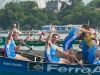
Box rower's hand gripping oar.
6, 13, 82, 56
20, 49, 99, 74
74, 57, 91, 75
23, 43, 34, 50
19, 39, 34, 50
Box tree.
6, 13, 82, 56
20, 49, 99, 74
68, 0, 82, 6
20, 1, 38, 11
0, 0, 100, 30
22, 24, 31, 30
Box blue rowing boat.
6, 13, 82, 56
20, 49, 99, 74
0, 56, 100, 75
0, 49, 100, 75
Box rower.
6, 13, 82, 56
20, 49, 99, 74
26, 33, 33, 41
62, 24, 92, 63
13, 29, 21, 40
39, 31, 46, 42
4, 24, 31, 61
82, 28, 100, 64
88, 45, 100, 64
44, 26, 74, 64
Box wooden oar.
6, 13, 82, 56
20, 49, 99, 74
23, 43, 34, 50
74, 57, 91, 75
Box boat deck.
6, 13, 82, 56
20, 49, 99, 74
0, 49, 83, 61
0, 49, 46, 62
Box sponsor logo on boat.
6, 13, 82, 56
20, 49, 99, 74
28, 62, 43, 72
3, 61, 22, 67
47, 64, 100, 74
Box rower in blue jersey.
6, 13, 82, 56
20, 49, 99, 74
93, 57, 100, 64
63, 24, 93, 63
81, 28, 100, 64
87, 45, 100, 64
44, 26, 74, 64
79, 28, 97, 60
79, 40, 89, 60
4, 24, 30, 61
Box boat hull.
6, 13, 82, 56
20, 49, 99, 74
0, 49, 100, 75
0, 56, 100, 75
0, 72, 28, 75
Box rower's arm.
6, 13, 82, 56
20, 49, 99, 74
41, 35, 45, 42
46, 31, 53, 44
92, 36, 99, 45
14, 43, 22, 52
46, 26, 55, 44
7, 24, 16, 40
42, 39, 46, 42
14, 39, 23, 52
45, 26, 56, 51
6, 24, 16, 45
80, 28, 92, 34
56, 46, 71, 57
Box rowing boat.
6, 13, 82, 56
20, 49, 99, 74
0, 49, 99, 75
0, 36, 80, 46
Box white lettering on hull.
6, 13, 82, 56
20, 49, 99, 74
3, 61, 22, 67
47, 64, 100, 74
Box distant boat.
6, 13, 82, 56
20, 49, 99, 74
0, 37, 80, 46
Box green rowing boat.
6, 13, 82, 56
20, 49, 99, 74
0, 37, 80, 46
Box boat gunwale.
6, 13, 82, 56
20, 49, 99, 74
0, 54, 99, 66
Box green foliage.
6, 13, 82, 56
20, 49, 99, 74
0, 0, 100, 30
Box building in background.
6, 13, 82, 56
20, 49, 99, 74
41, 25, 67, 31
41, 24, 82, 31
0, 0, 7, 9
46, 0, 66, 13
0, 0, 46, 9
66, 24, 82, 31
34, 0, 46, 9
